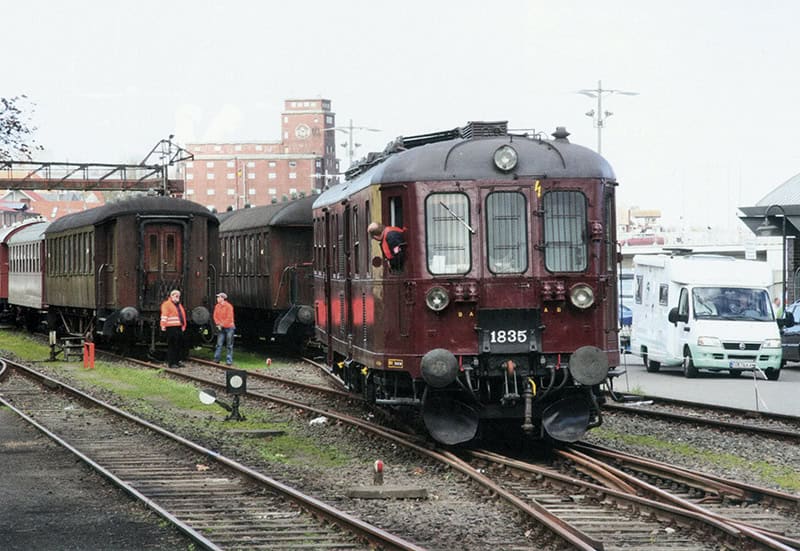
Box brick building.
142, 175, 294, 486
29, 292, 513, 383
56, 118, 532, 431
182, 98, 339, 212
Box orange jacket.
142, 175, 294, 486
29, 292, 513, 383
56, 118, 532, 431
380, 226, 406, 260
213, 301, 235, 328
160, 299, 187, 330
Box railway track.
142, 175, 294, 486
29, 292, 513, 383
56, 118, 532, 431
6, 346, 798, 550
134, 355, 800, 550
603, 392, 800, 442
0, 358, 422, 551
567, 443, 800, 540
469, 447, 800, 551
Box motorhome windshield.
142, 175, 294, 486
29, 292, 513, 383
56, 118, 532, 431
692, 287, 774, 321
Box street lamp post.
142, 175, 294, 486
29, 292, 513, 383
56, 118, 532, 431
324, 119, 380, 168
756, 204, 788, 311
577, 80, 638, 155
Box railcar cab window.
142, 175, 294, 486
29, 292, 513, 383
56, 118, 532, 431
486, 191, 527, 274
426, 192, 471, 275
543, 191, 588, 272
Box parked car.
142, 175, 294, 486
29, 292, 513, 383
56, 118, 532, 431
780, 300, 800, 365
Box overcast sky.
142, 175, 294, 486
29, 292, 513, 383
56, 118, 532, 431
5, 0, 799, 229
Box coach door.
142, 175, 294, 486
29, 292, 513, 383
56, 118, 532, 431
142, 223, 183, 309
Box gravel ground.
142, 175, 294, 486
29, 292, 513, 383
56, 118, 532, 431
6, 353, 557, 551
6, 344, 798, 551
0, 408, 192, 551
584, 409, 800, 494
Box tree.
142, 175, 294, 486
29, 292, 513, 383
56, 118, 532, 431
0, 95, 43, 161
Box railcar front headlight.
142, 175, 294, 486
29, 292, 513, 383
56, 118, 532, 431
493, 145, 518, 172
425, 286, 450, 312
697, 336, 722, 347
762, 338, 782, 349
569, 284, 594, 309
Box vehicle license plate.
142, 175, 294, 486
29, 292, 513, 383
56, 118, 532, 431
729, 360, 756, 369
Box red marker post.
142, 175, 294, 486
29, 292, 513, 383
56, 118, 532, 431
83, 342, 95, 369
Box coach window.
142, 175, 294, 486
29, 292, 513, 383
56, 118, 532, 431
332, 214, 339, 277
604, 191, 616, 273
486, 191, 527, 274
148, 234, 159, 271
235, 236, 242, 275
352, 207, 360, 276
166, 233, 177, 272
426, 192, 471, 275
389, 196, 403, 228
542, 190, 588, 272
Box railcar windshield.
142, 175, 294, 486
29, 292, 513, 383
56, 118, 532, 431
426, 192, 471, 275
692, 287, 774, 321
543, 191, 588, 272
486, 191, 527, 274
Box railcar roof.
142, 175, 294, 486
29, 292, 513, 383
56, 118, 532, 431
219, 195, 315, 232
7, 220, 50, 243
0, 219, 46, 243
45, 196, 217, 234
313, 130, 615, 209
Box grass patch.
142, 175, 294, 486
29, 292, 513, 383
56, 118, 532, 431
190, 344, 269, 368
0, 330, 52, 360
72, 362, 350, 468
190, 343, 299, 372
1, 330, 349, 469
595, 427, 800, 491
251, 433, 350, 467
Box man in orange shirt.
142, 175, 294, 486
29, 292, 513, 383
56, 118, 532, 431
160, 289, 187, 369
213, 292, 235, 365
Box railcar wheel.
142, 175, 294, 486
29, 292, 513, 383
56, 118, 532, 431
765, 368, 780, 381
683, 349, 698, 378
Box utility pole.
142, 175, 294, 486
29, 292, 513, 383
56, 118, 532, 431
577, 81, 638, 155
324, 119, 380, 168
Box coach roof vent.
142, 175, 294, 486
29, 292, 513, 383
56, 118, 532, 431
460, 121, 508, 139
551, 127, 571, 142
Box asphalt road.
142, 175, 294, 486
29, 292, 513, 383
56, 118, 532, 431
611, 354, 800, 416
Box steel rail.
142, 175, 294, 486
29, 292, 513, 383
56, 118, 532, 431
468, 448, 747, 546
0, 395, 222, 551
132, 357, 604, 550
604, 396, 800, 441
558, 447, 800, 550
1, 357, 424, 551
574, 441, 800, 511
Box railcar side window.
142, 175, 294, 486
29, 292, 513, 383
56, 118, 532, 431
543, 191, 587, 272
604, 191, 616, 272
486, 192, 527, 274
148, 234, 159, 271
426, 192, 471, 275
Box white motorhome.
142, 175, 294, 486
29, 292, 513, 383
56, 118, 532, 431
630, 253, 783, 380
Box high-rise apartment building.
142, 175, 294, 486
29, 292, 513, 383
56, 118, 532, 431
181, 98, 339, 212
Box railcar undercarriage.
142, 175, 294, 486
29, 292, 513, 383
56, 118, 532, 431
332, 348, 608, 446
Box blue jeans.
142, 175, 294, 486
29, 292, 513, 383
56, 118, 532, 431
214, 327, 235, 365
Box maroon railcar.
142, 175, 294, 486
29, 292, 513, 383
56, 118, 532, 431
313, 122, 620, 445
217, 196, 315, 344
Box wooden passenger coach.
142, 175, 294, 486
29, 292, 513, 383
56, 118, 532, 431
43, 196, 219, 347
217, 196, 315, 343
